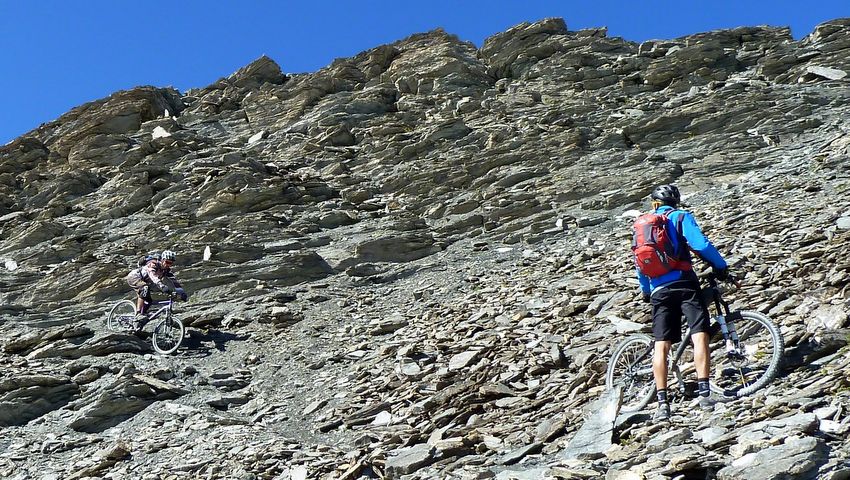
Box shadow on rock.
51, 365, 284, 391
180, 329, 248, 357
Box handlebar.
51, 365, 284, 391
168, 290, 188, 301
706, 271, 742, 289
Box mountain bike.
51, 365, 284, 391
605, 273, 784, 413
106, 294, 185, 355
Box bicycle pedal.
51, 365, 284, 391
726, 352, 746, 361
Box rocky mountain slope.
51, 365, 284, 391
1, 17, 849, 479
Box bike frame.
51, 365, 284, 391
141, 296, 174, 325
669, 274, 745, 388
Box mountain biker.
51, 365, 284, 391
635, 185, 729, 421
125, 249, 187, 328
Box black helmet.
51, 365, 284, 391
651, 184, 681, 206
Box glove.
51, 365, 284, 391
160, 284, 172, 294
642, 292, 651, 304
713, 267, 729, 281
176, 287, 188, 301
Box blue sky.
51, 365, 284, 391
1, 1, 847, 145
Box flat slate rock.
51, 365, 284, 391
717, 436, 828, 480
562, 386, 622, 460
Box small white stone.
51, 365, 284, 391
203, 246, 212, 261
449, 350, 480, 371
152, 126, 171, 139
4, 258, 17, 271
372, 410, 393, 426
290, 465, 308, 480
819, 419, 849, 435
248, 131, 266, 144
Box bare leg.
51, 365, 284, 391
136, 297, 144, 314
653, 340, 672, 390
691, 332, 710, 379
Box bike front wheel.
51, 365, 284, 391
606, 334, 656, 413
152, 316, 185, 355
709, 310, 784, 397
107, 300, 137, 332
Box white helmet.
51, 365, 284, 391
161, 250, 176, 262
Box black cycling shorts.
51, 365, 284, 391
650, 279, 710, 342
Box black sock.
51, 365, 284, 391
657, 388, 668, 404
698, 378, 710, 397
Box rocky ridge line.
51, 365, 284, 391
1, 17, 849, 480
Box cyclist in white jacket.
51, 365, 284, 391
125, 250, 186, 325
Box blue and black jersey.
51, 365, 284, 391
637, 205, 727, 294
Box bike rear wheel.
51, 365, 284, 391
107, 300, 137, 332
152, 315, 185, 355
709, 310, 784, 397
606, 334, 656, 412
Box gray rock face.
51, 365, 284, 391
352, 232, 441, 264
0, 374, 80, 426
1, 15, 850, 480
67, 372, 187, 433
385, 443, 435, 478
562, 386, 622, 460
27, 332, 150, 359
717, 436, 828, 480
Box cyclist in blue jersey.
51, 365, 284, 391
637, 185, 729, 421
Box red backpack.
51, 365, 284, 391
631, 211, 692, 278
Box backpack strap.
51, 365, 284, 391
662, 209, 691, 262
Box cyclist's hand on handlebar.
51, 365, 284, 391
160, 284, 172, 294
727, 272, 743, 288
712, 267, 729, 281
711, 268, 743, 288
641, 292, 651, 304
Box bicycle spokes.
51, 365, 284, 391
152, 316, 185, 355
607, 336, 656, 412
107, 300, 138, 332
709, 311, 782, 397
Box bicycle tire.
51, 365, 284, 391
708, 310, 784, 397
152, 315, 184, 355
107, 300, 137, 332
606, 334, 656, 412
